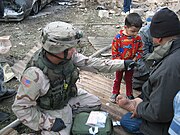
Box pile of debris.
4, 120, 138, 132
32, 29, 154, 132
77, 0, 180, 20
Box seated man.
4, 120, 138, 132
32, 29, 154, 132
116, 8, 180, 135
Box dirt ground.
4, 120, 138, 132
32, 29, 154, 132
0, 1, 125, 134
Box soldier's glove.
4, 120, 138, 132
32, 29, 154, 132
124, 60, 136, 70
51, 118, 66, 132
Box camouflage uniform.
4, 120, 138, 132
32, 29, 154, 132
12, 21, 125, 135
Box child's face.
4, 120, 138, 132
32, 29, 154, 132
124, 26, 140, 37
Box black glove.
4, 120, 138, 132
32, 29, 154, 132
124, 60, 136, 70
51, 118, 66, 132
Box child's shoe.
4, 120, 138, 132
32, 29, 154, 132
110, 94, 118, 103
121, 11, 130, 16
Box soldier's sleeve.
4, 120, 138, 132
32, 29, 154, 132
72, 52, 125, 73
12, 67, 55, 131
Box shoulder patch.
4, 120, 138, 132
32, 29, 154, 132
22, 76, 31, 87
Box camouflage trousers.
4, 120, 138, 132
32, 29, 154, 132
40, 88, 101, 135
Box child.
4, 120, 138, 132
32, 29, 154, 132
110, 13, 143, 103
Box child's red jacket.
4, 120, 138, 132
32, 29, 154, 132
112, 30, 143, 60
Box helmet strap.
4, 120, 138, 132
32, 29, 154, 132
45, 49, 70, 62
64, 49, 68, 59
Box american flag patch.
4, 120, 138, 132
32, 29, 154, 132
22, 77, 31, 87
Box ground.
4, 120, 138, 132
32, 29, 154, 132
0, 1, 125, 134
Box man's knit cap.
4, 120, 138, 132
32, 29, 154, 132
150, 8, 180, 38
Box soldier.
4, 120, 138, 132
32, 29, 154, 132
12, 21, 134, 135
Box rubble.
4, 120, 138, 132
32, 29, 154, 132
94, 0, 180, 19
98, 10, 109, 18
0, 36, 12, 54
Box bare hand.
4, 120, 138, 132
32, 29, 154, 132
130, 98, 143, 118
116, 95, 136, 112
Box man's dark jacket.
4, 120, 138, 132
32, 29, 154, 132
137, 38, 180, 135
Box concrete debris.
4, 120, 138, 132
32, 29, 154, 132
2, 63, 15, 83
98, 10, 109, 18
95, 0, 180, 18
109, 9, 116, 14
131, 8, 145, 16
77, 0, 87, 8
58, 1, 77, 6
96, 5, 107, 10
0, 36, 12, 54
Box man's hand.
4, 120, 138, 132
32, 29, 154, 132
51, 118, 66, 132
124, 60, 136, 70
130, 98, 143, 118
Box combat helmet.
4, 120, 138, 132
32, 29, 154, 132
41, 21, 82, 54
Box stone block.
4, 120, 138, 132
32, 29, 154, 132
98, 10, 109, 18
131, 8, 145, 16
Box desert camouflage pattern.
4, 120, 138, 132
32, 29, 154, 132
12, 51, 125, 135
12, 21, 125, 134
41, 21, 82, 54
